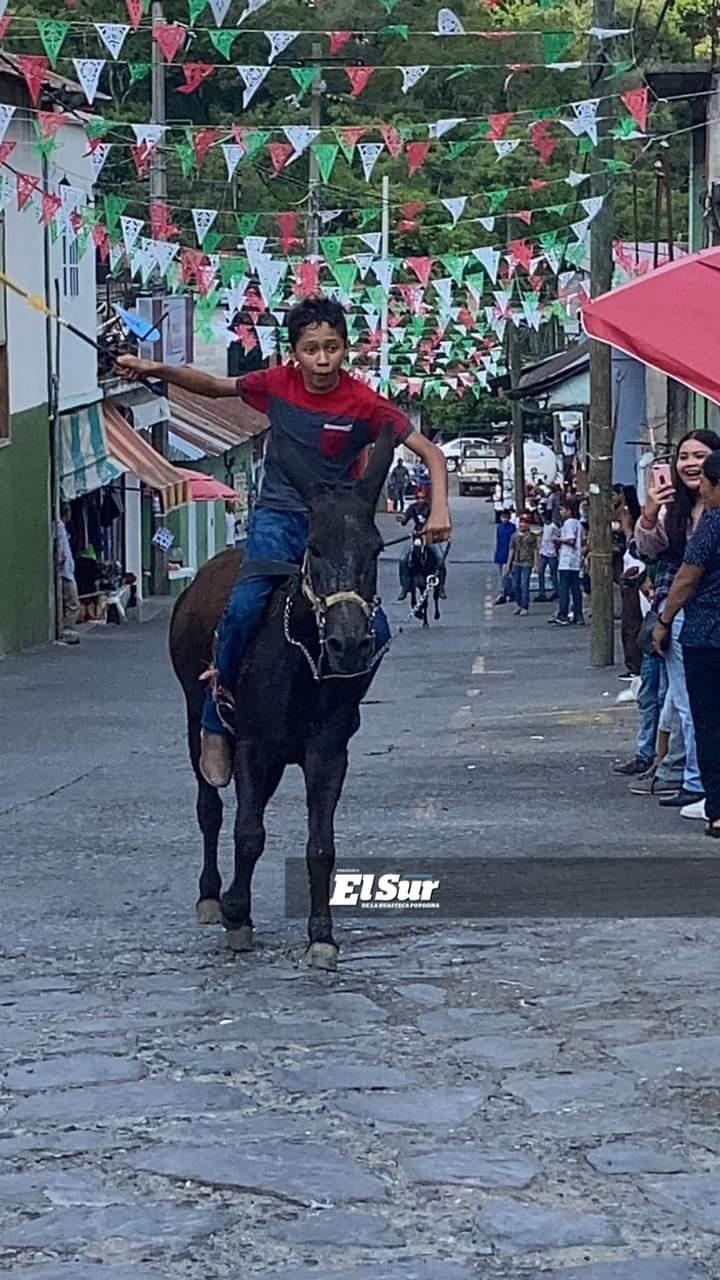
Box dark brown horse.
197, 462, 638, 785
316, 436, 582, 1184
169, 425, 395, 970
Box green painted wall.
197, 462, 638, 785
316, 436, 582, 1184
0, 404, 53, 656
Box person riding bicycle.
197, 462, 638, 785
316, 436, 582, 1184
397, 485, 448, 601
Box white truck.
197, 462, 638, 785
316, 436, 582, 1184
457, 444, 502, 496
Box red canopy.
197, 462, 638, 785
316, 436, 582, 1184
582, 246, 720, 405
179, 469, 238, 502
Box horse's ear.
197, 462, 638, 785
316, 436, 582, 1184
356, 423, 396, 510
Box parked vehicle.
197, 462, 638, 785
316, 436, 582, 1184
439, 437, 487, 473
457, 445, 502, 496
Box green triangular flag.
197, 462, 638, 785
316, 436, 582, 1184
608, 59, 635, 78
358, 207, 381, 229
471, 121, 491, 138
542, 32, 575, 64
176, 141, 195, 178
76, 228, 91, 261
601, 157, 631, 172
488, 188, 509, 213
441, 255, 467, 286
564, 241, 586, 269
314, 144, 339, 184
220, 256, 246, 285
379, 0, 401, 11
447, 65, 475, 82
104, 195, 128, 232
128, 63, 152, 84
335, 130, 358, 165
203, 230, 223, 255
578, 136, 596, 155
381, 23, 409, 38
86, 118, 109, 139
188, 0, 207, 22
320, 235, 343, 264
36, 19, 70, 68
34, 131, 59, 160
244, 129, 271, 159
235, 213, 260, 237
613, 114, 640, 139
546, 203, 570, 216
208, 29, 239, 60
448, 140, 474, 161
366, 285, 388, 311
532, 105, 561, 122
331, 262, 358, 294
290, 67, 320, 98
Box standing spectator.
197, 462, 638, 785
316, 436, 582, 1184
561, 423, 578, 484
54, 502, 80, 645
652, 450, 720, 837
536, 509, 560, 602
550, 501, 584, 626
225, 501, 236, 548
546, 482, 563, 526
493, 509, 516, 605
506, 514, 538, 616
636, 429, 720, 809
388, 459, 409, 513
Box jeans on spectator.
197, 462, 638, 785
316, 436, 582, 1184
683, 644, 720, 822
496, 564, 515, 600
635, 653, 665, 766
202, 506, 390, 735
538, 554, 558, 598
512, 564, 532, 611
656, 691, 686, 784
663, 612, 702, 794
557, 569, 584, 623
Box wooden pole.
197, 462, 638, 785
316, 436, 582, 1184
588, 0, 615, 667
508, 324, 525, 514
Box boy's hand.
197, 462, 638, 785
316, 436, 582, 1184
424, 508, 452, 543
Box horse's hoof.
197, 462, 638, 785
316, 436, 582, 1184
304, 942, 339, 972
226, 926, 255, 953
197, 899, 223, 925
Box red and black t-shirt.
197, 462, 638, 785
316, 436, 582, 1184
239, 365, 413, 513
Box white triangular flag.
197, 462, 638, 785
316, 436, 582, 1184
363, 309, 380, 333
441, 197, 467, 226
238, 0, 271, 20
401, 65, 429, 94
236, 65, 270, 108
493, 289, 513, 315
192, 207, 217, 245
581, 195, 604, 220
222, 143, 244, 180
73, 59, 105, 105
60, 184, 87, 214
265, 30, 299, 63
494, 139, 520, 159
0, 104, 15, 146
571, 97, 600, 144
433, 277, 453, 307
208, 0, 232, 24
255, 324, 278, 359
254, 254, 287, 305
522, 294, 541, 330
153, 240, 179, 277
282, 125, 320, 161
360, 232, 382, 254
319, 209, 342, 225
571, 218, 592, 243
357, 141, 384, 182
109, 242, 123, 274
478, 216, 495, 232
243, 236, 268, 272
542, 244, 563, 275
473, 246, 500, 283
374, 259, 394, 292
547, 61, 582, 71
565, 169, 590, 187
429, 118, 465, 139
354, 254, 376, 279
95, 23, 129, 60
132, 124, 165, 151
0, 173, 13, 213
437, 7, 465, 34
121, 216, 144, 256
224, 279, 249, 312
90, 142, 112, 180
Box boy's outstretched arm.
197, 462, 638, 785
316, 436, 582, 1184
116, 354, 240, 400
405, 432, 452, 543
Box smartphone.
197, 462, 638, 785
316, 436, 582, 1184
651, 462, 672, 490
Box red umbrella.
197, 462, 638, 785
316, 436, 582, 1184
179, 469, 238, 502
582, 246, 720, 405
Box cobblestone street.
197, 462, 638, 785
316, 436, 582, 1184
1, 500, 718, 1280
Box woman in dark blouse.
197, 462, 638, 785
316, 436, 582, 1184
653, 451, 720, 838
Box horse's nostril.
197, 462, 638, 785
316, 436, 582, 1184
326, 635, 344, 655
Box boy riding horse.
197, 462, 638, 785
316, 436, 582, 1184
118, 297, 451, 788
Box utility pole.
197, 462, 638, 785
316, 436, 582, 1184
150, 0, 168, 597
507, 323, 525, 513
306, 43, 323, 257
379, 174, 390, 390
587, 0, 615, 666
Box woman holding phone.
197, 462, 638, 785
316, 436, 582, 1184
635, 430, 720, 809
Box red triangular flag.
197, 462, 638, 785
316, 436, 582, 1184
328, 31, 352, 55
621, 86, 649, 132
36, 110, 66, 139
126, 0, 143, 31
529, 178, 548, 191
153, 23, 187, 64
0, 140, 15, 166
17, 55, 49, 108
405, 256, 434, 288
70, 210, 84, 234
40, 192, 62, 226
402, 201, 426, 220
277, 211, 301, 254
17, 172, 41, 211
529, 120, 557, 164
93, 224, 110, 263
177, 63, 214, 94
294, 260, 321, 297
268, 141, 293, 175
487, 112, 513, 140
508, 239, 533, 271
180, 247, 204, 283
515, 210, 533, 225
150, 201, 178, 240
345, 66, 375, 98
130, 143, 151, 177
406, 140, 431, 177
196, 263, 217, 297
0, 14, 12, 40
380, 124, 403, 159
193, 126, 220, 168
339, 125, 367, 151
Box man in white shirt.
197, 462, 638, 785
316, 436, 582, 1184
549, 502, 585, 626
536, 510, 560, 601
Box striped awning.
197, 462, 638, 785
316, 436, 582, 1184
59, 402, 125, 501
104, 405, 190, 512
168, 385, 268, 459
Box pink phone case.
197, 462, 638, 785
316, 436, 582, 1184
652, 464, 672, 489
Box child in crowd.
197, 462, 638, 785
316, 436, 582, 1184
494, 508, 516, 604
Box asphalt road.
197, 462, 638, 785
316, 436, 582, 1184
1, 495, 719, 1280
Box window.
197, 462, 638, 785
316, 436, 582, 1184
62, 232, 80, 298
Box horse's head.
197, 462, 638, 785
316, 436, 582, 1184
280, 424, 394, 677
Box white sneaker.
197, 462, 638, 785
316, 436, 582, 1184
680, 798, 707, 821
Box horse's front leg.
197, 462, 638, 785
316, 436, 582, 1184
221, 745, 284, 952
188, 712, 224, 925
434, 586, 441, 622
302, 744, 349, 971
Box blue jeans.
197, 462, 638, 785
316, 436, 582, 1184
495, 564, 514, 600
635, 653, 667, 766
558, 570, 584, 623
512, 564, 532, 611
203, 507, 391, 735
664, 612, 702, 793
538, 555, 558, 597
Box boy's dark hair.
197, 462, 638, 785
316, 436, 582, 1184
287, 296, 348, 348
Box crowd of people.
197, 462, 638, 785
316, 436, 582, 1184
492, 481, 589, 626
